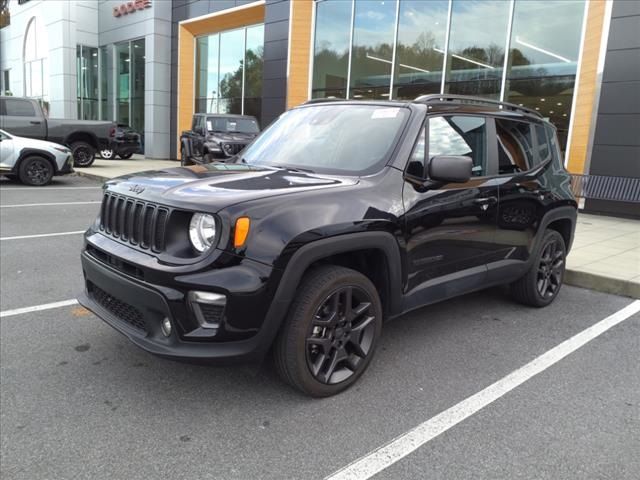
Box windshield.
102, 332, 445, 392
237, 104, 410, 175
207, 117, 259, 134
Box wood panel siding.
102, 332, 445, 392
287, 0, 313, 109
567, 0, 607, 174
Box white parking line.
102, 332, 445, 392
0, 299, 79, 318
325, 299, 640, 480
0, 187, 101, 191
0, 230, 85, 241
1, 201, 101, 208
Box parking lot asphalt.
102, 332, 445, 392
1, 175, 638, 480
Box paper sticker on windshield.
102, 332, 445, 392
207, 120, 213, 131
371, 108, 400, 119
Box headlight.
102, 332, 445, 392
189, 213, 217, 253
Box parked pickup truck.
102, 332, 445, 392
180, 113, 260, 166
0, 96, 116, 167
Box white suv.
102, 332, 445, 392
0, 129, 74, 185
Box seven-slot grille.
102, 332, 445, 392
100, 192, 169, 252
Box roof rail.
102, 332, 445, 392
413, 94, 542, 118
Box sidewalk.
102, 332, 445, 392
74, 155, 178, 182
75, 158, 639, 298
566, 213, 639, 298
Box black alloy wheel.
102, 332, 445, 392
306, 286, 377, 384
18, 156, 54, 186
71, 141, 96, 167
511, 229, 566, 307
274, 265, 382, 397
537, 238, 564, 299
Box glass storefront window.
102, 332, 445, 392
76, 45, 99, 120
99, 45, 114, 121
116, 42, 130, 126
23, 16, 49, 105
244, 24, 264, 120
218, 28, 245, 114
194, 24, 264, 121
349, 0, 396, 99
195, 35, 219, 114
311, 0, 352, 99
505, 0, 585, 151
130, 38, 145, 134
393, 0, 448, 99
444, 0, 510, 98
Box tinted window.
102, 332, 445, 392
207, 117, 259, 134
535, 124, 551, 163
2, 99, 36, 117
428, 116, 487, 176
496, 118, 534, 174
240, 105, 409, 175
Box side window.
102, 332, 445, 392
192, 116, 203, 132
544, 123, 562, 167
495, 118, 534, 174
406, 128, 426, 178
535, 124, 551, 164
428, 116, 487, 177
3, 99, 36, 117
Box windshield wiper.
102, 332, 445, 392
272, 164, 315, 174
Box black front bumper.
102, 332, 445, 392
78, 252, 287, 364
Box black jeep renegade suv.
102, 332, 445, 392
78, 95, 577, 397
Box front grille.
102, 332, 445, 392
100, 192, 169, 252
221, 143, 245, 156
199, 304, 224, 326
89, 282, 146, 332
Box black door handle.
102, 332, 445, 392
30, 121, 41, 125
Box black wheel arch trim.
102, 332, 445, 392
538, 205, 577, 254
64, 131, 99, 149
12, 148, 58, 174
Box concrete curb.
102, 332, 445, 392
565, 269, 640, 299
72, 171, 108, 183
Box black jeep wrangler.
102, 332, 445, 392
180, 113, 260, 166
78, 95, 577, 397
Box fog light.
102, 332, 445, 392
188, 291, 226, 330
161, 317, 172, 337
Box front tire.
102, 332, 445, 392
100, 149, 115, 159
511, 229, 566, 307
18, 156, 54, 186
71, 141, 96, 167
274, 265, 382, 397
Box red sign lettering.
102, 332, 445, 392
113, 0, 151, 17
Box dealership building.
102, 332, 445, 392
1, 0, 638, 215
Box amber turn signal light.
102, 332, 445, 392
234, 217, 250, 248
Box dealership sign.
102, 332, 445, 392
113, 0, 151, 17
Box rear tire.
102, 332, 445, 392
18, 156, 54, 186
118, 152, 133, 159
180, 146, 193, 166
274, 265, 382, 397
511, 229, 566, 307
71, 141, 96, 167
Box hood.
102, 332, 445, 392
208, 131, 257, 143
104, 163, 358, 212
13, 135, 69, 153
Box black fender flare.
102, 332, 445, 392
537, 205, 577, 253
180, 137, 194, 158
263, 231, 404, 335
64, 131, 99, 149
13, 148, 58, 174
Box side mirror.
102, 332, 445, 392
429, 155, 472, 183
